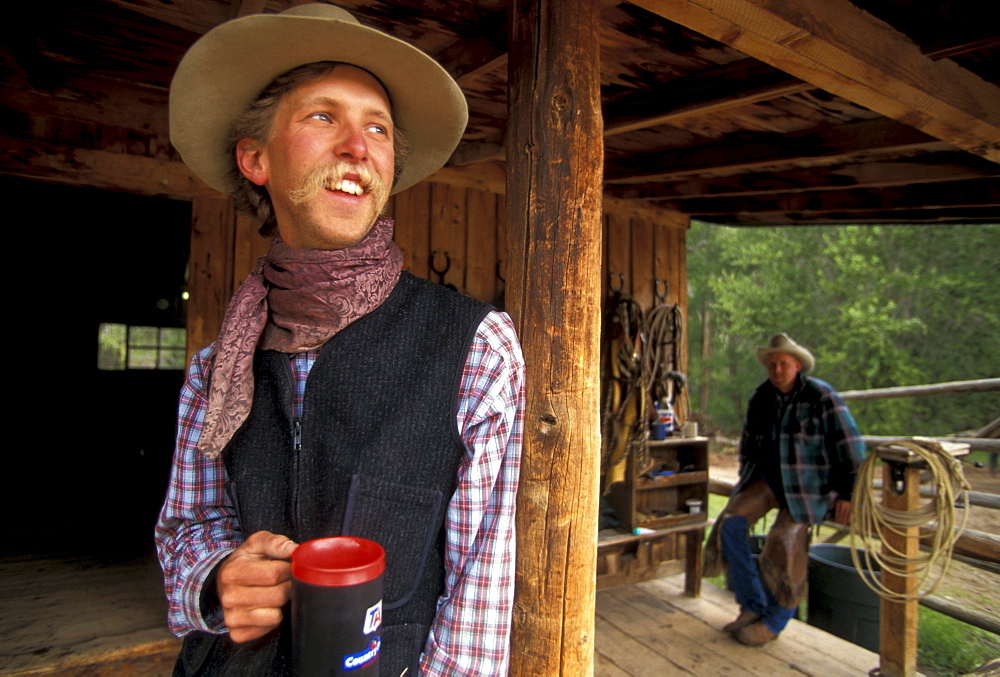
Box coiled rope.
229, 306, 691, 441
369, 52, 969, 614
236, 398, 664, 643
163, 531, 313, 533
848, 438, 971, 602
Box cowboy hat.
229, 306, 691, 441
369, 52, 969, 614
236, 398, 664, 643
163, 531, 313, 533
756, 333, 815, 373
169, 3, 468, 196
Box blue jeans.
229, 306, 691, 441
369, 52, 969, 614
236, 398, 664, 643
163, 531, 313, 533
720, 515, 796, 634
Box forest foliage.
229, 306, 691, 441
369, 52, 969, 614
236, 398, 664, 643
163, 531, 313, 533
685, 222, 1000, 437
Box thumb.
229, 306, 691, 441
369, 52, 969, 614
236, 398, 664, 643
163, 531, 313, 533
243, 530, 298, 560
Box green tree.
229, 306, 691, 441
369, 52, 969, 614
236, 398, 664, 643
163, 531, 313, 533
687, 222, 1000, 438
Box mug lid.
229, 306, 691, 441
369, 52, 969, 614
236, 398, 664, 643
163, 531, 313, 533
292, 536, 386, 587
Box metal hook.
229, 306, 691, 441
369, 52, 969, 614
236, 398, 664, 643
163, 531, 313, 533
609, 272, 624, 293
430, 251, 456, 291
655, 278, 669, 303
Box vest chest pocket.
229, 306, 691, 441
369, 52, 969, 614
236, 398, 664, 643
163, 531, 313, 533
341, 474, 446, 610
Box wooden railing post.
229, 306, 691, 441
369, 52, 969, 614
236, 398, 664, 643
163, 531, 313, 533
879, 460, 922, 676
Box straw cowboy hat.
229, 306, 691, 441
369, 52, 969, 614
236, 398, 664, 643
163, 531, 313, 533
169, 3, 468, 196
756, 333, 815, 373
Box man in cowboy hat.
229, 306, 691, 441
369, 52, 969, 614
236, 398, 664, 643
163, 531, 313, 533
705, 333, 865, 646
155, 5, 524, 675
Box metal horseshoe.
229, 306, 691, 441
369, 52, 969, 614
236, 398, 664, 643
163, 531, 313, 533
655, 278, 669, 304
430, 250, 457, 291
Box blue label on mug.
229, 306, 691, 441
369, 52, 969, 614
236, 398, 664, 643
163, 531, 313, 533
343, 637, 381, 671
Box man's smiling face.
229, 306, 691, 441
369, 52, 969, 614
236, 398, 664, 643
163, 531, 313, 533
236, 65, 395, 250
766, 352, 803, 394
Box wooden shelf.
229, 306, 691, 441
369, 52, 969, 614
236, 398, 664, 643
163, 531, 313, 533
605, 436, 710, 532
636, 512, 707, 530
635, 470, 708, 490
647, 436, 709, 448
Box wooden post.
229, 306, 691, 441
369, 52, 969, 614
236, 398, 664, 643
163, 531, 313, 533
506, 0, 604, 674
879, 461, 922, 676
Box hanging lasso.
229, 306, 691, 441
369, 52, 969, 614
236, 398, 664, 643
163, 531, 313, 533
848, 438, 972, 602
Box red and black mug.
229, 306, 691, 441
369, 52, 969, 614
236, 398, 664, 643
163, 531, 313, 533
291, 536, 385, 676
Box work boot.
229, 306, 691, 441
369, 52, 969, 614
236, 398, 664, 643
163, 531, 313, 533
723, 610, 761, 634
735, 621, 777, 646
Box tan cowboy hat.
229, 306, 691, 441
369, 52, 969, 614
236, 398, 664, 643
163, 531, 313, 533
756, 333, 815, 373
169, 3, 468, 196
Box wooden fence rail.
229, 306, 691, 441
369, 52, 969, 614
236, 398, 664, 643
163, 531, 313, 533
839, 378, 1000, 401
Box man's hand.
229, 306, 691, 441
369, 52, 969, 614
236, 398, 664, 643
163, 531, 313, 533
217, 530, 298, 643
832, 499, 853, 526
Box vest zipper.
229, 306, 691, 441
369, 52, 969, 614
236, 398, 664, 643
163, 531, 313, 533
283, 354, 302, 531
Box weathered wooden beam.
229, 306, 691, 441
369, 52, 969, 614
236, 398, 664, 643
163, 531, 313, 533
449, 135, 506, 166
506, 0, 604, 673
840, 378, 1000, 401
428, 163, 689, 225
433, 12, 509, 83
605, 117, 946, 185
602, 36, 995, 140
627, 0, 1000, 164
603, 59, 807, 137
0, 134, 215, 199
651, 177, 1000, 217
105, 0, 229, 35
863, 437, 1000, 452
0, 74, 171, 146
698, 206, 1000, 227
921, 595, 1000, 636
428, 163, 506, 196
607, 153, 1000, 202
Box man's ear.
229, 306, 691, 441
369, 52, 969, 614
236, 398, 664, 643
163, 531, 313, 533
235, 138, 269, 187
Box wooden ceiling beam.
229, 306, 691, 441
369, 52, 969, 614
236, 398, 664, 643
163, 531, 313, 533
0, 134, 215, 199
604, 59, 807, 137
105, 0, 228, 36
0, 72, 171, 146
627, 0, 1000, 163
702, 207, 1000, 226
603, 35, 996, 139
607, 152, 1000, 200
656, 177, 1000, 216
605, 117, 949, 184
433, 12, 509, 83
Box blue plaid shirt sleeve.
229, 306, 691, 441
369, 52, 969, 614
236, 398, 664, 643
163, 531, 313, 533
154, 344, 242, 636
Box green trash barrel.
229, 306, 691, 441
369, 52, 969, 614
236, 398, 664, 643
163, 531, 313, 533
807, 544, 881, 652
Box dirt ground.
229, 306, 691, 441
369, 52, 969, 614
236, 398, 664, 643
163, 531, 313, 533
709, 447, 1000, 627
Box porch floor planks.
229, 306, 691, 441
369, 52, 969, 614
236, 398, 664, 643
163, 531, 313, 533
596, 585, 808, 675
0, 550, 178, 676
649, 576, 884, 675
597, 574, 888, 676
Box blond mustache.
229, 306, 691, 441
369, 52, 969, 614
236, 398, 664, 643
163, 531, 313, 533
287, 161, 389, 206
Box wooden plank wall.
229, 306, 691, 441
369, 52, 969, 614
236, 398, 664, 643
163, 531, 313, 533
183, 179, 690, 364
604, 209, 690, 328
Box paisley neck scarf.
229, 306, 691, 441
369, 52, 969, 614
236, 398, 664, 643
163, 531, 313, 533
197, 218, 403, 458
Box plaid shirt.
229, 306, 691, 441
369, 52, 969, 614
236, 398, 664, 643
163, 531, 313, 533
155, 310, 524, 676
735, 375, 866, 524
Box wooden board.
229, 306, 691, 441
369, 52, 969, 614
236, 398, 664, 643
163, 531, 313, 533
596, 575, 889, 676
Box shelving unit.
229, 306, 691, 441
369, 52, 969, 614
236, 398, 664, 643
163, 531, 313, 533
598, 436, 709, 592
610, 436, 710, 531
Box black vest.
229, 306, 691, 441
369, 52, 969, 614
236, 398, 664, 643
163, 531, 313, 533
175, 273, 491, 677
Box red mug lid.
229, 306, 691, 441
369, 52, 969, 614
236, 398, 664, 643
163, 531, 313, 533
292, 537, 385, 587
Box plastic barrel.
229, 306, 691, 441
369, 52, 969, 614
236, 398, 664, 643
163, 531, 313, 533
807, 544, 880, 652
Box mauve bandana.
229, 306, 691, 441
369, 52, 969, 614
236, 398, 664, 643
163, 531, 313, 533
197, 218, 403, 459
